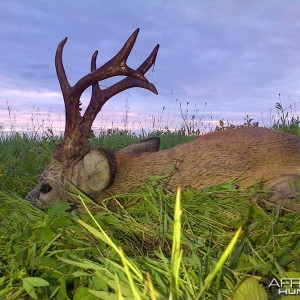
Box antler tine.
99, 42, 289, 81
82, 44, 159, 132
80, 50, 102, 136
55, 37, 71, 96
106, 28, 140, 72
55, 37, 82, 142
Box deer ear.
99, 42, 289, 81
72, 149, 116, 196
119, 137, 160, 154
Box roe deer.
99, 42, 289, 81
25, 29, 300, 211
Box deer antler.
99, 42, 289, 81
53, 28, 159, 162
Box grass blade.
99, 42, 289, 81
196, 226, 243, 299
169, 188, 183, 300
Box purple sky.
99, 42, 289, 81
1, 0, 300, 133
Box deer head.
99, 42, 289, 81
25, 29, 159, 208
25, 29, 300, 211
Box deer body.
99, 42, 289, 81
25, 29, 300, 211
102, 127, 300, 209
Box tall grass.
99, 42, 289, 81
272, 100, 300, 135
1, 178, 299, 299
262, 95, 300, 135
2, 98, 299, 139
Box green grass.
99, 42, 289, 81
0, 129, 299, 299
272, 101, 300, 136
0, 177, 299, 299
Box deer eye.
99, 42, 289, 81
40, 184, 52, 194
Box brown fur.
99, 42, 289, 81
104, 127, 299, 195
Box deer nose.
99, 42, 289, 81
24, 188, 38, 204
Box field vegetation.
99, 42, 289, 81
0, 101, 299, 299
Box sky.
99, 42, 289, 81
1, 0, 300, 133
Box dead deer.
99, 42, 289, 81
25, 29, 300, 211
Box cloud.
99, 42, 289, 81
0, 0, 300, 133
